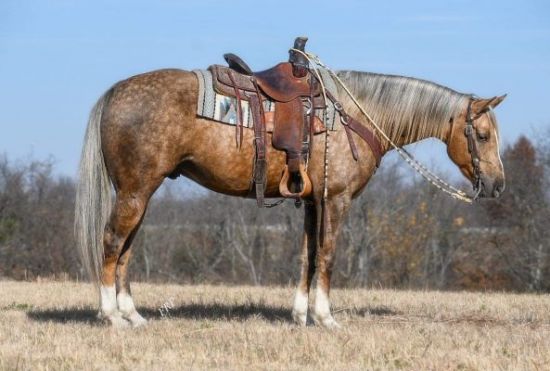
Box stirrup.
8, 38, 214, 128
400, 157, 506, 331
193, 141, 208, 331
279, 163, 312, 199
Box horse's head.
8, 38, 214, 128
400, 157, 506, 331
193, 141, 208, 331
447, 95, 507, 199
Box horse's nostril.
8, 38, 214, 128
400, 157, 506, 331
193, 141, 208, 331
493, 183, 504, 198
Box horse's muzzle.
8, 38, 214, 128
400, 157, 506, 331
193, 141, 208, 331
476, 176, 505, 199
492, 179, 505, 198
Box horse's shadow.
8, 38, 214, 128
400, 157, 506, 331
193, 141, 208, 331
26, 302, 399, 325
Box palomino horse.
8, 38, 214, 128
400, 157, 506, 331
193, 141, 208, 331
75, 66, 505, 328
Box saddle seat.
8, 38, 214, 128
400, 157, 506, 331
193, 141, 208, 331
212, 55, 323, 105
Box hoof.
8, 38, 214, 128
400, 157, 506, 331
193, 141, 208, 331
98, 311, 130, 328
312, 314, 341, 329
126, 312, 148, 328
291, 309, 308, 326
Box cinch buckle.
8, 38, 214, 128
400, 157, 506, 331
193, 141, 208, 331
302, 97, 312, 115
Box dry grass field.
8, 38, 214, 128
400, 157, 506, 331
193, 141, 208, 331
1, 280, 549, 370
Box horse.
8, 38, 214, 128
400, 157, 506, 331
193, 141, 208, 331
75, 66, 506, 328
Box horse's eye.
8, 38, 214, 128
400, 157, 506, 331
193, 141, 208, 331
477, 132, 489, 142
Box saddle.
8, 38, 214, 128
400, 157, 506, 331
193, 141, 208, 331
209, 37, 324, 207
207, 37, 383, 208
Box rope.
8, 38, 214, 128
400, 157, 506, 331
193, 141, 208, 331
289, 49, 474, 204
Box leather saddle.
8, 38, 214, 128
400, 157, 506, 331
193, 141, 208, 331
208, 37, 325, 207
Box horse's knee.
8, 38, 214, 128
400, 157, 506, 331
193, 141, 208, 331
316, 250, 336, 278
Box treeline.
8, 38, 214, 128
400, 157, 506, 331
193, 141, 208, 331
1, 134, 549, 291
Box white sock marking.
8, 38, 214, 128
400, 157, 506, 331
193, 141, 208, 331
293, 290, 309, 314
117, 291, 147, 327
313, 287, 340, 328
100, 285, 117, 316
117, 292, 136, 316
292, 290, 309, 324
314, 287, 332, 320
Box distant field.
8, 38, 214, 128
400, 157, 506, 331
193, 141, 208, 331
1, 281, 549, 370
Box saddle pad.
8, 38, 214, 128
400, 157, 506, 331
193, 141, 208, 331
192, 67, 341, 131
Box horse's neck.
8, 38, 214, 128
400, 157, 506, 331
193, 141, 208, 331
338, 71, 466, 154
381, 119, 452, 152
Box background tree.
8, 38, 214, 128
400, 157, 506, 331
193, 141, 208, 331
1, 133, 549, 292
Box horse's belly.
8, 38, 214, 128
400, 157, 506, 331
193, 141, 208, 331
178, 120, 287, 197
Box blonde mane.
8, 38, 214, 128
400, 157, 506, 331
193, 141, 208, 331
336, 71, 470, 144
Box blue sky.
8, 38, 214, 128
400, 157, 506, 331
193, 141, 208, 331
1, 0, 549, 177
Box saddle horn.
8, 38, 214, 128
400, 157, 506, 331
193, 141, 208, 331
289, 36, 309, 78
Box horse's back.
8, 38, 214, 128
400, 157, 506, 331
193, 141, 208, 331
106, 68, 198, 120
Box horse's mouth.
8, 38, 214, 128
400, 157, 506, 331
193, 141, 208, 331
475, 189, 487, 199
473, 177, 504, 199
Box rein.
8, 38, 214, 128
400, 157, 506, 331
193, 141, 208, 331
291, 49, 480, 204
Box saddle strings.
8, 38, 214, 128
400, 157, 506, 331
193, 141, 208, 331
289, 48, 474, 204
296, 50, 333, 243
297, 54, 332, 203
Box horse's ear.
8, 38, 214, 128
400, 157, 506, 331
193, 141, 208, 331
489, 94, 507, 109
472, 94, 507, 116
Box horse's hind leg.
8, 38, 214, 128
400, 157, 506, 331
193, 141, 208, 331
292, 203, 318, 326
115, 219, 147, 327
99, 191, 151, 327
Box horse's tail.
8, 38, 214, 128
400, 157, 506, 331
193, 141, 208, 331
75, 89, 113, 286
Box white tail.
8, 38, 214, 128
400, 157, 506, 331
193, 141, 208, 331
74, 90, 113, 285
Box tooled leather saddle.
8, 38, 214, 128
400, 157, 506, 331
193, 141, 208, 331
208, 37, 382, 208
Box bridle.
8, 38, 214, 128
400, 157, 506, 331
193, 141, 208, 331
464, 98, 483, 199
292, 51, 488, 203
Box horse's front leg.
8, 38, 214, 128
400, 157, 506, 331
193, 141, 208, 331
292, 203, 318, 326
312, 193, 350, 329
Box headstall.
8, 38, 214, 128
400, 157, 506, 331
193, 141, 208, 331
464, 98, 483, 199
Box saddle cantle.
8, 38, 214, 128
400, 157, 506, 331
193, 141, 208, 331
223, 53, 253, 76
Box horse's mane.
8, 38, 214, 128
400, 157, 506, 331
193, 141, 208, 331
336, 71, 470, 143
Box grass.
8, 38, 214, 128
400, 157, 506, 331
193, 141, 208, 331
1, 280, 549, 370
